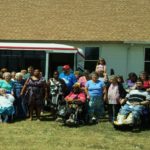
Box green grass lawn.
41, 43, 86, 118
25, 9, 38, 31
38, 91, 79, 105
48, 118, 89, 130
0, 115, 150, 150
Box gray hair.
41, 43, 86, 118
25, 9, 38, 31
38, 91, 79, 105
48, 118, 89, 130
3, 72, 11, 78
15, 72, 23, 80
90, 72, 99, 78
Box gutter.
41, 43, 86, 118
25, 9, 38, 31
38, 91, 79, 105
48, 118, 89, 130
124, 41, 150, 45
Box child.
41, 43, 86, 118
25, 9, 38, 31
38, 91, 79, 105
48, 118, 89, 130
95, 58, 107, 76
107, 75, 126, 122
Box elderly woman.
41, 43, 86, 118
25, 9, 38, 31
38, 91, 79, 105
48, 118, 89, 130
64, 82, 86, 124
21, 69, 47, 121
13, 72, 26, 119
0, 72, 14, 94
85, 72, 107, 123
0, 88, 15, 123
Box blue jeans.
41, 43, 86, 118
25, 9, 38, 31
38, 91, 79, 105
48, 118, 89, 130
88, 96, 104, 119
120, 104, 145, 121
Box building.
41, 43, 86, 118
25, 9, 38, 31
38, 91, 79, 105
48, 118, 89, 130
0, 0, 150, 79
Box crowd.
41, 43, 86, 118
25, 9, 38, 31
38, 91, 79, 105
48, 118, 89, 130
0, 58, 150, 128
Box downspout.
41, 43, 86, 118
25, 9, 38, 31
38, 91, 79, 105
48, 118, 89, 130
45, 51, 49, 81
126, 44, 130, 78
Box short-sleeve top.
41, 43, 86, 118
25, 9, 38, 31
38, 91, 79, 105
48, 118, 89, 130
85, 80, 105, 96
0, 80, 13, 93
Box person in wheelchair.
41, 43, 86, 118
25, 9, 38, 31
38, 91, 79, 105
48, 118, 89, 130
0, 88, 15, 123
64, 82, 86, 125
114, 79, 150, 126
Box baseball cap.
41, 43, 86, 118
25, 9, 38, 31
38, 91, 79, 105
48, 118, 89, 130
63, 65, 70, 70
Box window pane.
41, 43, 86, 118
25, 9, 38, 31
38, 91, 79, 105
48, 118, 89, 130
85, 47, 99, 60
145, 62, 150, 75
84, 61, 97, 72
0, 50, 45, 75
145, 48, 150, 61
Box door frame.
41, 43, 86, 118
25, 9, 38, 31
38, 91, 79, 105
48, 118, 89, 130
45, 50, 77, 81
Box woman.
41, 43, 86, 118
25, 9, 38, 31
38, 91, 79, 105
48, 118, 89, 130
125, 72, 137, 92
139, 71, 150, 92
78, 70, 90, 89
85, 72, 107, 123
13, 72, 26, 119
21, 69, 47, 121
48, 71, 67, 118
0, 88, 15, 123
65, 82, 86, 124
0, 72, 14, 94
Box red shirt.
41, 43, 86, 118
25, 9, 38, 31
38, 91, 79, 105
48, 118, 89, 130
143, 80, 150, 89
65, 92, 86, 103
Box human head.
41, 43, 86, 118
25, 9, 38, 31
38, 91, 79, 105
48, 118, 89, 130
72, 82, 81, 93
27, 66, 34, 75
53, 71, 59, 79
1, 68, 8, 73
63, 65, 70, 74
15, 72, 23, 81
74, 71, 80, 79
109, 75, 118, 84
128, 72, 137, 82
21, 69, 27, 75
97, 58, 106, 65
91, 72, 99, 82
117, 75, 124, 83
3, 72, 11, 81
82, 70, 90, 80
33, 69, 40, 77
11, 71, 16, 79
139, 71, 149, 81
136, 78, 143, 89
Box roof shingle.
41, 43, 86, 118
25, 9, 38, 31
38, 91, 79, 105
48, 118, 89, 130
0, 0, 150, 42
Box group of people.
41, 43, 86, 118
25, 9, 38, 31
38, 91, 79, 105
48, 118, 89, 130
0, 57, 150, 128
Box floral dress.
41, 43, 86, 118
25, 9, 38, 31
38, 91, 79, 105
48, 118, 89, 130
26, 78, 46, 107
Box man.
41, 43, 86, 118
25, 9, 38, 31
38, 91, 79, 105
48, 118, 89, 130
114, 79, 150, 125
23, 66, 34, 80
59, 65, 77, 95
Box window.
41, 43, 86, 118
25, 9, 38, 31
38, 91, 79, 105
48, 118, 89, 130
144, 48, 150, 74
84, 47, 99, 72
0, 50, 46, 75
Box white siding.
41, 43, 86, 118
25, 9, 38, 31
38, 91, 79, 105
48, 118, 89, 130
127, 45, 144, 76
100, 44, 128, 78
69, 43, 147, 79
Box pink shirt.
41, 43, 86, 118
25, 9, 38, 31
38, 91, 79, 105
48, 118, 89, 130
108, 84, 120, 104
96, 64, 106, 73
78, 76, 87, 87
65, 92, 86, 103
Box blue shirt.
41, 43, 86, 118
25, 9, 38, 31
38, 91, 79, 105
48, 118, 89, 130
85, 80, 105, 96
59, 72, 77, 91
13, 79, 25, 98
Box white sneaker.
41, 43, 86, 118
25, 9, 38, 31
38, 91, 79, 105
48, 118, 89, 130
92, 117, 96, 121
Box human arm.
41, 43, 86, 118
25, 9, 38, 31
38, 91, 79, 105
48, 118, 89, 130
20, 78, 29, 96
103, 65, 107, 73
103, 86, 107, 102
